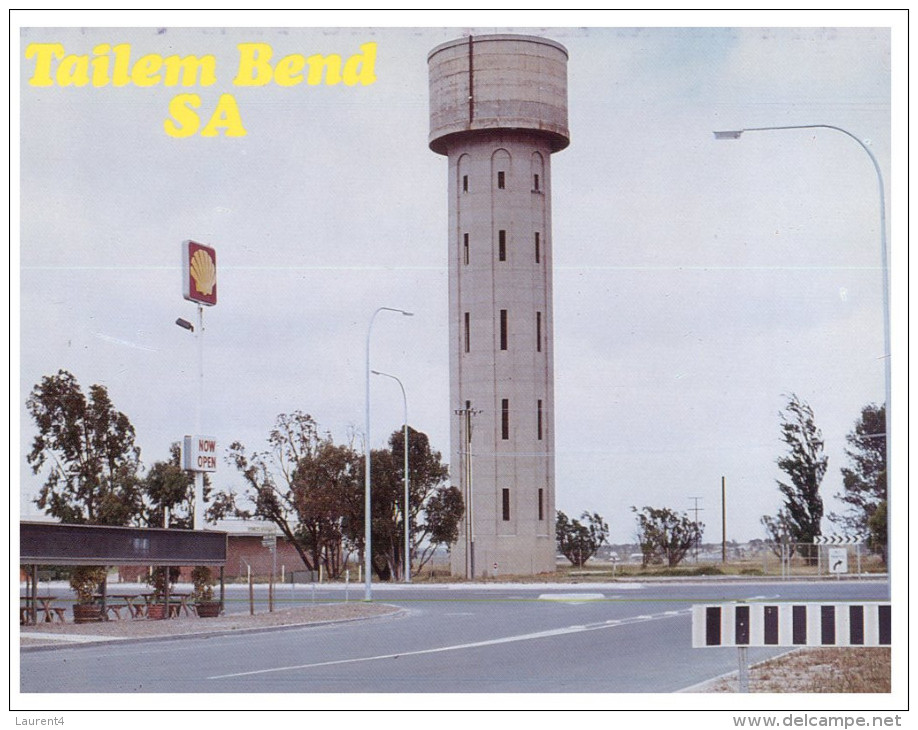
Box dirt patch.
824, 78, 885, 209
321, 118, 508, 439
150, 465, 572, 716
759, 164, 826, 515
692, 648, 891, 693
20, 602, 400, 648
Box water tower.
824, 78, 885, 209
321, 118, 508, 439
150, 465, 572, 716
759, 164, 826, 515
427, 34, 570, 576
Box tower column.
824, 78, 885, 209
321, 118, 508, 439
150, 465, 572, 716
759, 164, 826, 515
428, 34, 569, 577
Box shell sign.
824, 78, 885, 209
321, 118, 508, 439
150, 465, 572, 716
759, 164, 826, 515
182, 240, 217, 306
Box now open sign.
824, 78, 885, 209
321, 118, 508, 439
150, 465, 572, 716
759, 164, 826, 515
182, 434, 218, 472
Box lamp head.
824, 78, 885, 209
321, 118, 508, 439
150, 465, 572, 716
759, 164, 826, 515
175, 318, 194, 332
713, 130, 743, 140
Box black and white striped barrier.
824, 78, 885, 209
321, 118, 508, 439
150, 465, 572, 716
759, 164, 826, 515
692, 603, 891, 648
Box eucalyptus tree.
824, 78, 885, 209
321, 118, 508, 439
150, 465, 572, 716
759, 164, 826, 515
27, 369, 143, 526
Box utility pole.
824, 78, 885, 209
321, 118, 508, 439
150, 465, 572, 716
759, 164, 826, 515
454, 405, 480, 579
689, 497, 704, 562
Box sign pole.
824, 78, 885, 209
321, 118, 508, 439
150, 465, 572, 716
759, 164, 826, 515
737, 647, 749, 693
721, 476, 726, 564
194, 306, 205, 530
182, 240, 216, 531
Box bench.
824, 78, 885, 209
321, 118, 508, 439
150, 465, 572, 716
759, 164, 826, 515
105, 604, 129, 620
19, 605, 67, 623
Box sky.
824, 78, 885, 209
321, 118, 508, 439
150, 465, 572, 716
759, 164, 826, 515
14, 11, 904, 549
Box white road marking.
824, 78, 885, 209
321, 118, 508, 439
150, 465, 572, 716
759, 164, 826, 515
20, 632, 127, 643
537, 593, 605, 603
208, 607, 692, 680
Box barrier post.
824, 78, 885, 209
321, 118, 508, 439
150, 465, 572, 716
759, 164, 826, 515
249, 571, 254, 616
737, 647, 749, 693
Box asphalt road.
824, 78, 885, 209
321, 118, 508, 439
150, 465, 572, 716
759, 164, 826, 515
20, 579, 889, 694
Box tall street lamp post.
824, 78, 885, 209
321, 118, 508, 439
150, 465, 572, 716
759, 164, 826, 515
714, 124, 891, 563
365, 307, 413, 601
372, 369, 411, 583
174, 310, 205, 530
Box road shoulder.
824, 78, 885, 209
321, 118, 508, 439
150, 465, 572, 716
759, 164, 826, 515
20, 602, 402, 651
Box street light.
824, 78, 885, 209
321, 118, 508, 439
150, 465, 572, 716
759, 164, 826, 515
365, 307, 413, 600
372, 369, 411, 583
714, 124, 891, 563
174, 310, 206, 530
170, 316, 194, 528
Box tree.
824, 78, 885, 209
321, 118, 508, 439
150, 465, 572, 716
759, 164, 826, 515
762, 394, 827, 562
556, 511, 610, 567
215, 411, 363, 578
421, 483, 464, 567
760, 509, 796, 559
368, 427, 459, 581
830, 403, 887, 562
632, 506, 702, 567
293, 436, 363, 579
867, 500, 887, 563
215, 415, 461, 582
27, 370, 143, 526
140, 442, 214, 529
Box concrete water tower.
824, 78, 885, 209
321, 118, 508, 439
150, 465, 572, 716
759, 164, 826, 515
427, 34, 570, 577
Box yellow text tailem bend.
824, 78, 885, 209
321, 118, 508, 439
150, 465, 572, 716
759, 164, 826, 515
23, 41, 378, 138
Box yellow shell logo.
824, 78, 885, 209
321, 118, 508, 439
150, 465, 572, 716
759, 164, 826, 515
190, 249, 216, 296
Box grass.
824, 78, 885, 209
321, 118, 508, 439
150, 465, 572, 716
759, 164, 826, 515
704, 648, 891, 693
225, 552, 887, 584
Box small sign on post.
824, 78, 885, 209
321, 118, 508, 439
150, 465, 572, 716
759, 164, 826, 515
829, 548, 849, 575
182, 435, 218, 472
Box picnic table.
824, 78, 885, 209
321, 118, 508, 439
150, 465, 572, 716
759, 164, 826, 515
170, 592, 192, 617
20, 595, 65, 624
99, 593, 146, 619
141, 592, 193, 618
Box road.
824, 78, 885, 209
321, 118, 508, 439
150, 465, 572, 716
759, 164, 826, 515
20, 579, 889, 693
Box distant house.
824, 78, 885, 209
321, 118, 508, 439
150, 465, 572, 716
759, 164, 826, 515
214, 519, 305, 581
117, 519, 307, 583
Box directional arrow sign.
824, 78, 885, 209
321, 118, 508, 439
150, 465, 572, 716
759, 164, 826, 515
813, 535, 864, 545
829, 548, 848, 574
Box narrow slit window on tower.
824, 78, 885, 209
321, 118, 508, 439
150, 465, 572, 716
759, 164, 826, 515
463, 233, 469, 265
536, 311, 542, 352
498, 229, 506, 261
500, 309, 508, 351
501, 398, 509, 440
538, 488, 544, 521
462, 174, 468, 193
537, 399, 543, 440
534, 232, 541, 263
502, 488, 511, 521
497, 171, 505, 189
533, 173, 540, 192
464, 312, 470, 353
